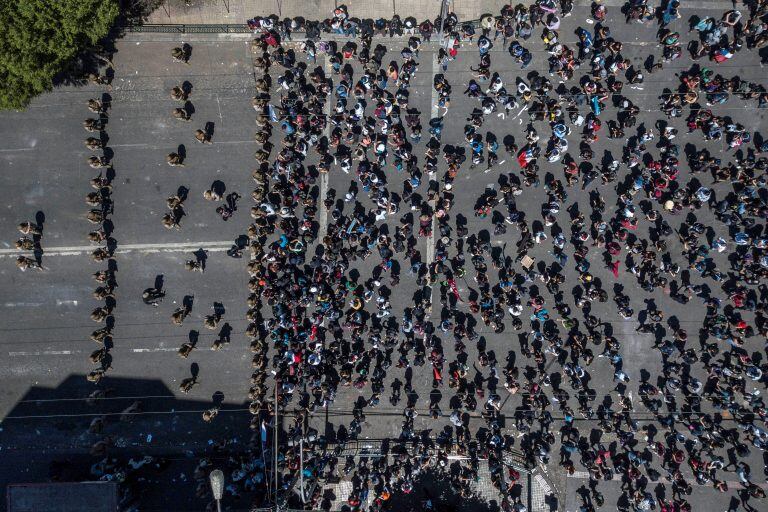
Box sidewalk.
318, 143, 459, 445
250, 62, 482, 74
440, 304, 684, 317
143, 0, 745, 27
144, 0, 510, 25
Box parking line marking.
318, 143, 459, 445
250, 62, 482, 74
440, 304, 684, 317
8, 347, 181, 356
425, 48, 440, 315
9, 350, 74, 356
0, 240, 234, 258
131, 347, 179, 353
318, 55, 333, 242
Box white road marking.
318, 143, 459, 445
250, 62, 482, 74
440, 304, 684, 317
0, 240, 233, 259
56, 300, 78, 306
511, 104, 529, 120
216, 94, 224, 122
0, 147, 36, 153
425, 49, 440, 315
0, 140, 252, 154
318, 55, 333, 241
9, 350, 74, 356
534, 474, 552, 494
319, 171, 329, 239
8, 347, 180, 356
110, 140, 251, 148
4, 302, 44, 308
131, 347, 179, 353
567, 469, 768, 489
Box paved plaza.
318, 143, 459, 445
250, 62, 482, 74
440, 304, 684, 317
1, 1, 767, 511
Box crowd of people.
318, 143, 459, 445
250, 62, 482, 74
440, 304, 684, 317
239, 1, 768, 511
16, 0, 768, 511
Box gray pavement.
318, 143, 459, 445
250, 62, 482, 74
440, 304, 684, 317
144, 0, 500, 25
0, 1, 767, 511
141, 0, 738, 25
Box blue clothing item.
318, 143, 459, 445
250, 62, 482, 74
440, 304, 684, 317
520, 51, 532, 68
662, 2, 679, 25
734, 232, 751, 245
709, 91, 729, 104
590, 95, 601, 115
268, 104, 280, 122
694, 18, 714, 32
576, 27, 593, 47
279, 120, 295, 135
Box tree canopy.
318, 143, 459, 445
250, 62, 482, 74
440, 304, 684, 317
0, 0, 119, 110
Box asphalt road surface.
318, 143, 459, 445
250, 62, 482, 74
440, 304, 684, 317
0, 3, 767, 511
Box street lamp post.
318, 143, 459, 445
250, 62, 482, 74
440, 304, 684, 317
209, 469, 225, 512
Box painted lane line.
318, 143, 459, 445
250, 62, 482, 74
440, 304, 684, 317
9, 347, 180, 356
9, 350, 75, 356
131, 347, 180, 353
0, 140, 254, 154
318, 55, 333, 242
0, 240, 234, 259
319, 168, 329, 240
424, 48, 440, 315
567, 470, 768, 489
110, 139, 252, 148
0, 147, 36, 153
216, 94, 224, 122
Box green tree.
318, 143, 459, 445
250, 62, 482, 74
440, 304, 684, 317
0, 0, 119, 110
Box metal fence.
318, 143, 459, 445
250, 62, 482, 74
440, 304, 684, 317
309, 438, 533, 471
124, 23, 251, 33
121, 21, 483, 34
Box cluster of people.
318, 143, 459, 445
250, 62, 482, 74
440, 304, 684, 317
237, 1, 768, 511
15, 220, 45, 271
80, 89, 120, 385
15, 0, 768, 511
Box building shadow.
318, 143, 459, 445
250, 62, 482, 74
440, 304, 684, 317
0, 374, 260, 511
386, 467, 500, 512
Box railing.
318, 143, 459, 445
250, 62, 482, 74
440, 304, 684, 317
304, 437, 534, 470
124, 23, 251, 33
121, 20, 483, 34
